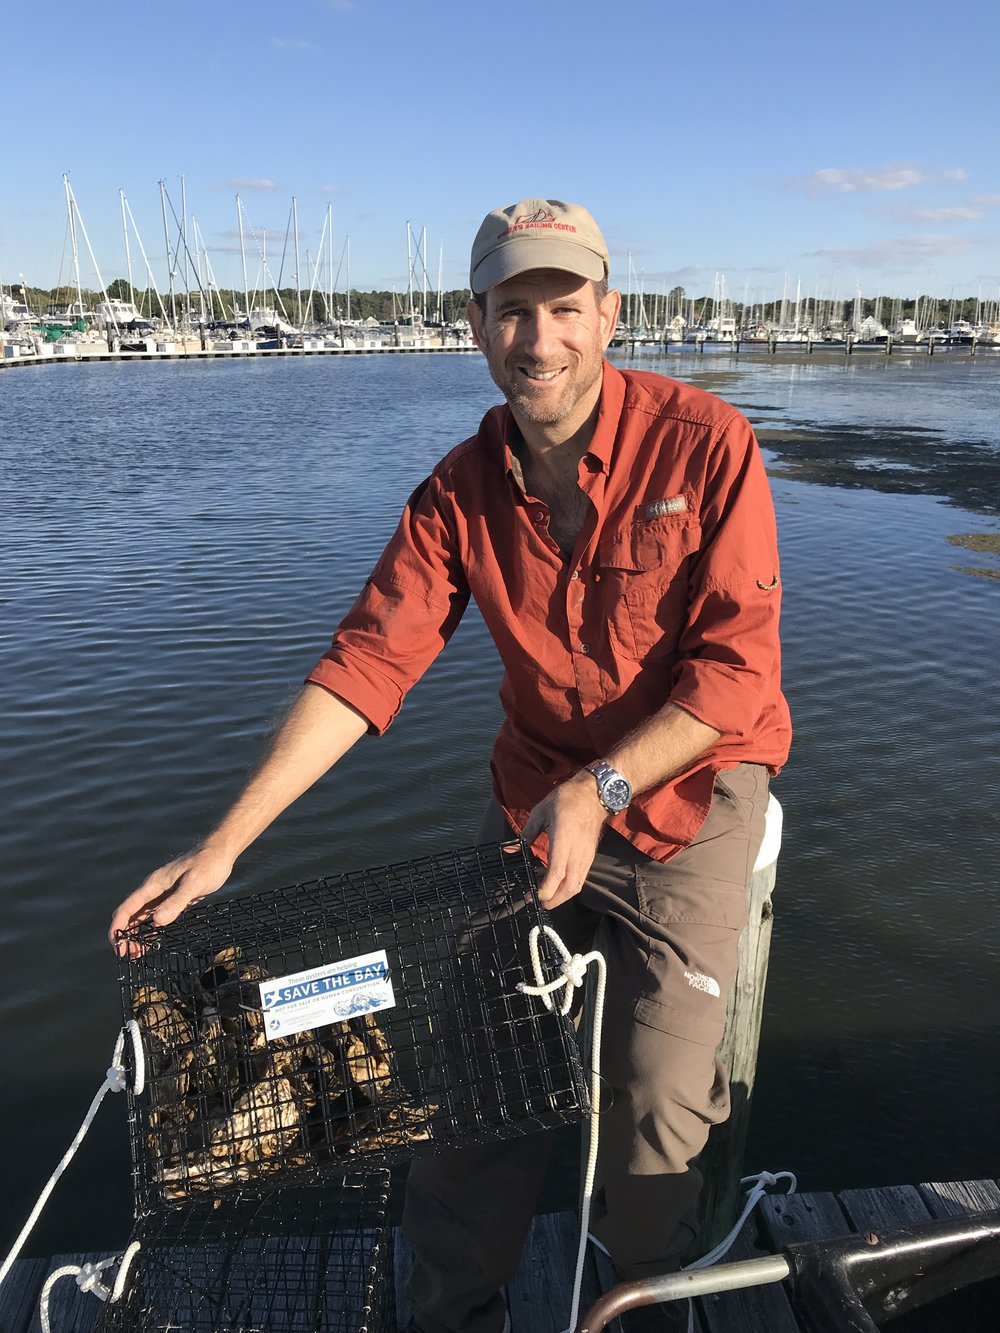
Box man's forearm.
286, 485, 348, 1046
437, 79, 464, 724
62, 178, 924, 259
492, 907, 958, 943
523, 701, 722, 908
202, 683, 369, 859
601, 702, 721, 797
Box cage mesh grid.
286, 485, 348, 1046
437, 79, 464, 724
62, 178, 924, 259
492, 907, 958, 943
95, 1175, 392, 1333
117, 840, 589, 1210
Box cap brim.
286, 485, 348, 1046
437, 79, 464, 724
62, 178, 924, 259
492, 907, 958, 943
471, 237, 606, 294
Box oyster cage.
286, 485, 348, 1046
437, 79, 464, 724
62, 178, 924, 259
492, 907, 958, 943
117, 840, 589, 1210
95, 1176, 392, 1333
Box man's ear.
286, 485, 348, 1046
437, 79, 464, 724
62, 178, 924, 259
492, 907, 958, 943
599, 287, 622, 351
467, 297, 486, 350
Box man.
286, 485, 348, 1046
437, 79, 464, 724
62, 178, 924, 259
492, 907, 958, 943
110, 199, 790, 1332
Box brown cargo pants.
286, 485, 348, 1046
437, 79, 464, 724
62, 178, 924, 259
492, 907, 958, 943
403, 763, 770, 1333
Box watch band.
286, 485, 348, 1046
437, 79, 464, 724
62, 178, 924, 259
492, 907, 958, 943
586, 760, 632, 814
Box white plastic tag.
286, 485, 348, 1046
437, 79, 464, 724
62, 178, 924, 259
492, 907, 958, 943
258, 950, 395, 1041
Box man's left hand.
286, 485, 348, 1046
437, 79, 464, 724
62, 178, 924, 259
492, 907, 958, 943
520, 773, 607, 908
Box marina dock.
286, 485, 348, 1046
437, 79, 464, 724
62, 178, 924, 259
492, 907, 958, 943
3, 1177, 997, 1331
0, 338, 481, 369
3, 332, 998, 371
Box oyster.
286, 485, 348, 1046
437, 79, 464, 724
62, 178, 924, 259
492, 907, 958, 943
133, 947, 432, 1202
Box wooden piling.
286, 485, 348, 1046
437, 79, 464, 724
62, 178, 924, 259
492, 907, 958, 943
695, 794, 783, 1252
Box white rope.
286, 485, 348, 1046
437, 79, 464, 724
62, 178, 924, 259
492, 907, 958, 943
684, 1169, 797, 1271
38, 1241, 142, 1333
39, 1262, 111, 1333
584, 1171, 798, 1333
0, 1023, 145, 1293
518, 924, 607, 1333
110, 1239, 143, 1302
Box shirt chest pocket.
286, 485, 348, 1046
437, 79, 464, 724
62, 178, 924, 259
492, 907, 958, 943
597, 514, 702, 661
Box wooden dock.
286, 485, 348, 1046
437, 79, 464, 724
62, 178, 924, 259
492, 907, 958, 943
3, 1178, 997, 1331
0, 339, 480, 370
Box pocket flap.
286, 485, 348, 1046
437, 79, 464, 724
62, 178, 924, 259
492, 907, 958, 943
599, 512, 701, 573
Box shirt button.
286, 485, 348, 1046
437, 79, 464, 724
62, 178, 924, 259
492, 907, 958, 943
571, 570, 580, 581
593, 711, 604, 722
533, 512, 545, 524
580, 641, 591, 654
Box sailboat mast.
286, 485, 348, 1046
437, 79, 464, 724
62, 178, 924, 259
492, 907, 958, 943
120, 189, 136, 308
65, 179, 120, 332
181, 174, 190, 325
160, 181, 176, 330
406, 222, 415, 325
345, 238, 351, 322
123, 194, 170, 325
292, 196, 302, 329
421, 226, 428, 323
327, 204, 333, 323
237, 195, 250, 330
192, 221, 209, 322
64, 174, 84, 318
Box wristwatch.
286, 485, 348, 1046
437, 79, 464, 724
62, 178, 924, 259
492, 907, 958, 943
586, 760, 632, 814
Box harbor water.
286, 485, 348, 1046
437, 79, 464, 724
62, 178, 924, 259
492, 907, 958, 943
0, 349, 998, 1259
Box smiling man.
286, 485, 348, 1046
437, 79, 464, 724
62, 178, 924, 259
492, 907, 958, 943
110, 199, 791, 1333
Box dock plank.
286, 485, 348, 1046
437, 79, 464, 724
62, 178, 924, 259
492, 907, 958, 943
696, 1227, 798, 1333
0, 1258, 46, 1333
394, 1228, 412, 1330
918, 1178, 1000, 1218
581, 1235, 702, 1333
506, 1213, 602, 1333
757, 1190, 850, 1247
24, 1253, 104, 1333
838, 1184, 932, 1234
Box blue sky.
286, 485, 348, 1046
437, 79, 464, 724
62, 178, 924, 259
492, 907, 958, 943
3, 0, 998, 301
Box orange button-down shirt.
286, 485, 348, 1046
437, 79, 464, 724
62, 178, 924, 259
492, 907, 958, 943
308, 361, 791, 861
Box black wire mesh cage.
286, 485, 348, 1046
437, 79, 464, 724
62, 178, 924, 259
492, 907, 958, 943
117, 840, 589, 1210
95, 1175, 393, 1333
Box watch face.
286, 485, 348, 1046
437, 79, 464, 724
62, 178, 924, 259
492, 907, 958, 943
602, 777, 631, 811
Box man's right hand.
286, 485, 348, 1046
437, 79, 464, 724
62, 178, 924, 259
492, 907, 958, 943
109, 844, 235, 957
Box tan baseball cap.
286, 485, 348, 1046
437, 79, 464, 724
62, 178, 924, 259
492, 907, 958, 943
469, 198, 610, 294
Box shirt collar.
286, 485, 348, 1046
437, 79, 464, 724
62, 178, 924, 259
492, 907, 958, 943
586, 360, 627, 475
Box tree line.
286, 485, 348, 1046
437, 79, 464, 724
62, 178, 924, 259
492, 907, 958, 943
11, 280, 991, 328
14, 282, 476, 325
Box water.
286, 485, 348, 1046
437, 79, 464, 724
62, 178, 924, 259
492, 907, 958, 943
1, 350, 998, 1260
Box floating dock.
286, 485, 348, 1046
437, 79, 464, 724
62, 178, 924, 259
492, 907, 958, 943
0, 339, 480, 369
3, 1177, 997, 1331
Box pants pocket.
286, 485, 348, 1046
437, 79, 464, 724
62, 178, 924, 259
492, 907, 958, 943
633, 920, 740, 1048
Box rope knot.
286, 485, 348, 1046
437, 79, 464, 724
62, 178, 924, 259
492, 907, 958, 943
516, 925, 602, 1016
75, 1262, 110, 1296
565, 954, 589, 988
740, 1168, 797, 1197
106, 1064, 126, 1092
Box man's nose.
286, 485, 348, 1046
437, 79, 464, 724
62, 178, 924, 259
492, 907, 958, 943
520, 309, 558, 361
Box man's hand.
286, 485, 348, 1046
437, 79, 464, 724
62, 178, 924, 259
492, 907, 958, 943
521, 772, 608, 909
109, 843, 235, 957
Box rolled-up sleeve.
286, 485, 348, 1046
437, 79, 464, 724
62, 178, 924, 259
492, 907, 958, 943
306, 474, 470, 734
669, 416, 782, 738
